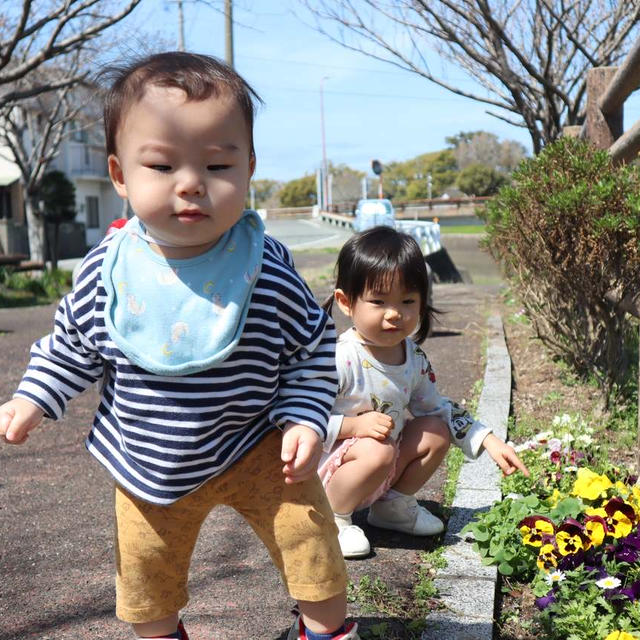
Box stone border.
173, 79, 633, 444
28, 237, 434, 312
422, 313, 511, 640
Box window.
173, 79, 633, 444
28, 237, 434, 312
86, 196, 99, 228
69, 120, 88, 143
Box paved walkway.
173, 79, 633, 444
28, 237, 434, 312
0, 262, 502, 639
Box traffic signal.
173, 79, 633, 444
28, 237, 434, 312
371, 159, 383, 175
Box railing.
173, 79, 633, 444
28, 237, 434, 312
565, 36, 640, 168
327, 195, 489, 217
565, 37, 640, 464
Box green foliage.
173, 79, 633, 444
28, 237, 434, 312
40, 170, 76, 223
381, 150, 457, 200
481, 137, 640, 405
279, 174, 317, 207
0, 268, 71, 307
248, 178, 282, 208
443, 446, 465, 507
456, 163, 507, 196
461, 495, 542, 579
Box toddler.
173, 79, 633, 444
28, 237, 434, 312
319, 226, 529, 558
0, 52, 359, 640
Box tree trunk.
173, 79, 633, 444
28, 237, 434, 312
24, 197, 44, 264
51, 223, 59, 271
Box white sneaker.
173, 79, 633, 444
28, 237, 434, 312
287, 615, 360, 639
367, 494, 444, 535
334, 514, 370, 558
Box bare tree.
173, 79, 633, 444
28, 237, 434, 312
299, 0, 640, 153
0, 1, 143, 262
0, 59, 94, 262
0, 1, 142, 109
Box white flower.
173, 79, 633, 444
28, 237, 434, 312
514, 439, 539, 452
535, 431, 554, 444
547, 438, 563, 452
552, 414, 572, 427
564, 466, 578, 473
596, 576, 622, 590
561, 433, 575, 444
576, 434, 593, 446
545, 571, 566, 585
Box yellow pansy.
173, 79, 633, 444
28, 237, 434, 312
604, 632, 638, 640
572, 468, 613, 501
546, 488, 563, 508
537, 543, 558, 572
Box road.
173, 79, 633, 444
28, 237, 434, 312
264, 217, 352, 250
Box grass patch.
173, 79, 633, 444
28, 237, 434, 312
348, 552, 445, 640
443, 446, 465, 508
0, 268, 71, 307
439, 225, 485, 234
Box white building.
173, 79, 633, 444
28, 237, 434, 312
0, 87, 124, 257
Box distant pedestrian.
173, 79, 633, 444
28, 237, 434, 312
319, 226, 529, 558
0, 52, 359, 640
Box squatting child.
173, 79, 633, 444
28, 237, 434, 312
0, 52, 359, 640
318, 226, 529, 558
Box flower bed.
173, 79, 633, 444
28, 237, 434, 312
463, 414, 640, 640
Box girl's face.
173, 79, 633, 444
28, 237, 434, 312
335, 273, 421, 350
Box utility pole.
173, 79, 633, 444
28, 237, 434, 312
225, 0, 234, 67
320, 76, 329, 210
177, 0, 185, 51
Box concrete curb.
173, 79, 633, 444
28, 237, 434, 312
422, 313, 511, 640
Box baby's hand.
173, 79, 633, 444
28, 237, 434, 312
281, 423, 322, 485
0, 398, 45, 444
482, 433, 530, 477
352, 411, 394, 440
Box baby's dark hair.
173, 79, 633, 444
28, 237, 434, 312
101, 51, 262, 157
324, 226, 434, 343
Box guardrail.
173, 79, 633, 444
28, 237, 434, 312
565, 35, 640, 167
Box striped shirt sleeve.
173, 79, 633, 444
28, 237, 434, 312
14, 248, 106, 419
264, 237, 338, 439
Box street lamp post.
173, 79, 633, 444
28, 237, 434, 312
320, 76, 329, 211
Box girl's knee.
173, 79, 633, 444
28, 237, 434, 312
356, 437, 396, 468
408, 416, 451, 454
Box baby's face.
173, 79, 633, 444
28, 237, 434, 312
108, 85, 255, 258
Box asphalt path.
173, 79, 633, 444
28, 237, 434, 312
265, 218, 352, 250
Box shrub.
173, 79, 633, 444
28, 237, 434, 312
481, 137, 640, 405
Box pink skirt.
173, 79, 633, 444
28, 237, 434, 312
318, 436, 400, 510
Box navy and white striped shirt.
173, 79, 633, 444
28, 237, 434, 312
15, 234, 338, 505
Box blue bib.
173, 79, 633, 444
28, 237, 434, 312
102, 210, 264, 375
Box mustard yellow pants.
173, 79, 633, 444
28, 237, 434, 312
114, 430, 347, 623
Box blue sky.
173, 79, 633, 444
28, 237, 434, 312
127, 1, 640, 183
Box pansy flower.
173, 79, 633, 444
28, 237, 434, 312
602, 497, 636, 538
535, 590, 557, 610
519, 515, 555, 547
584, 515, 608, 547
537, 542, 559, 571
572, 468, 612, 501
609, 530, 640, 564
604, 631, 639, 640
556, 518, 591, 555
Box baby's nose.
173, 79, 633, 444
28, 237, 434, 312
177, 170, 205, 196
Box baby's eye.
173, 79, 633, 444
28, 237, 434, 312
207, 164, 231, 171
403, 298, 417, 304
149, 164, 171, 172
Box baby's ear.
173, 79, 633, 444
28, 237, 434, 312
108, 155, 127, 198
334, 289, 352, 317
